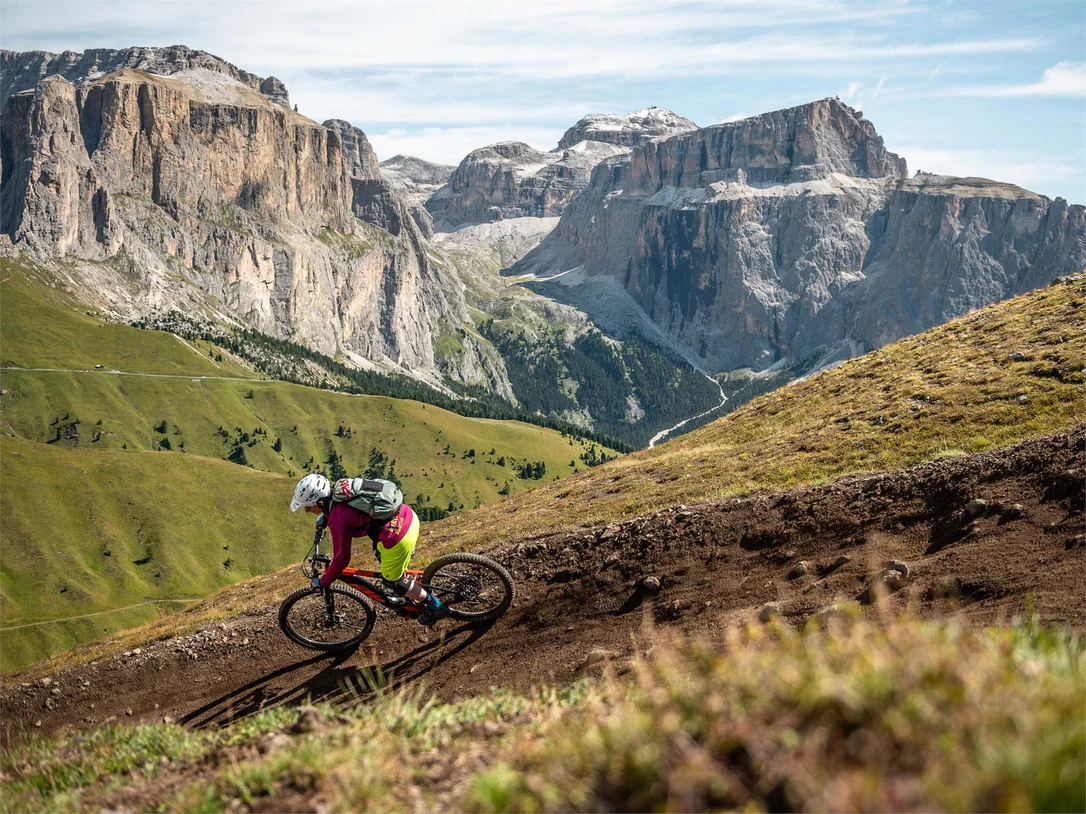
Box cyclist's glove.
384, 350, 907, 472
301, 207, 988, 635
311, 576, 322, 589
315, 513, 328, 530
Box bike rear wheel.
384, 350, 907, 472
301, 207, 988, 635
422, 553, 515, 622
278, 585, 377, 651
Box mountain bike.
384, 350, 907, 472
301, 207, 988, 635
278, 521, 515, 651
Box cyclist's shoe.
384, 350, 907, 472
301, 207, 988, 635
418, 595, 451, 626
379, 589, 407, 608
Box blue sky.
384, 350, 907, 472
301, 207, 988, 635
4, 0, 1084, 201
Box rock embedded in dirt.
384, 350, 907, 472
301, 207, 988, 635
758, 602, 782, 623
580, 649, 618, 670
884, 560, 911, 578
787, 561, 811, 580
1000, 503, 1025, 522
1007, 351, 1027, 361
641, 576, 662, 592
259, 732, 292, 753
964, 499, 991, 519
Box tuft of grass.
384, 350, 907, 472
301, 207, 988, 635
466, 614, 1085, 813
3, 616, 1081, 812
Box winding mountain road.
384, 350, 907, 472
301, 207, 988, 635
648, 373, 727, 448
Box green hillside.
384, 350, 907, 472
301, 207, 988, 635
0, 437, 311, 671
0, 265, 617, 670
0, 268, 254, 378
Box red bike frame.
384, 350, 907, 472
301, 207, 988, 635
338, 566, 426, 617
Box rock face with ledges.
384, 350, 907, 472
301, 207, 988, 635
513, 99, 1085, 374
0, 56, 503, 389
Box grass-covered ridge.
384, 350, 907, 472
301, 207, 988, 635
3, 614, 1082, 812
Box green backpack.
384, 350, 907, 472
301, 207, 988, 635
330, 477, 403, 519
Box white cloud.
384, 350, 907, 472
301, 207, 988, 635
940, 62, 1086, 98
718, 111, 752, 123
367, 126, 566, 166
896, 144, 1085, 200
2, 1, 1042, 82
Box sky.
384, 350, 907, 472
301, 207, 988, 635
3, 0, 1084, 201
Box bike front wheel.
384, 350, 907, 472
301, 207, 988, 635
278, 584, 377, 651
422, 553, 515, 622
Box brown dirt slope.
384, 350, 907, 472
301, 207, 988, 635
2, 426, 1082, 747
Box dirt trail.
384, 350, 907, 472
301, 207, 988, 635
3, 428, 1083, 747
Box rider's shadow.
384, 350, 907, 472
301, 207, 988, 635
339, 618, 497, 709
181, 619, 496, 728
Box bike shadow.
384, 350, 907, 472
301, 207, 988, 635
181, 618, 496, 729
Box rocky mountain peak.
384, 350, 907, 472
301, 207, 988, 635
322, 119, 381, 180
379, 155, 456, 187
625, 98, 907, 194
0, 45, 291, 109
557, 107, 698, 150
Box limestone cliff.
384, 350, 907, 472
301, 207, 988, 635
513, 99, 1085, 374
0, 56, 502, 391
426, 109, 695, 229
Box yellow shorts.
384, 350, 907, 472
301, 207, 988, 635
378, 512, 420, 581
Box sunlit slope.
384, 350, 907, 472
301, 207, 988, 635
423, 277, 1085, 552
6, 279, 1083, 678
0, 437, 309, 671
0, 371, 607, 508
0, 267, 254, 377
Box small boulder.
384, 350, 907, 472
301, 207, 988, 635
787, 561, 811, 580
813, 605, 840, 625
1000, 503, 1025, 523
964, 499, 990, 519
884, 560, 911, 578
758, 602, 782, 623
162, 715, 175, 725
580, 649, 617, 670
258, 732, 292, 753
641, 576, 662, 593
1007, 351, 1027, 362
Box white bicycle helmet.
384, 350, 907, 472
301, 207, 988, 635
290, 473, 331, 512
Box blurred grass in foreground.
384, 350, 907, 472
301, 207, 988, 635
3, 612, 1082, 812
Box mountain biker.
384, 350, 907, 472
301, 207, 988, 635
289, 474, 450, 625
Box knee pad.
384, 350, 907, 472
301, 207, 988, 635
384, 575, 427, 603
382, 575, 411, 596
